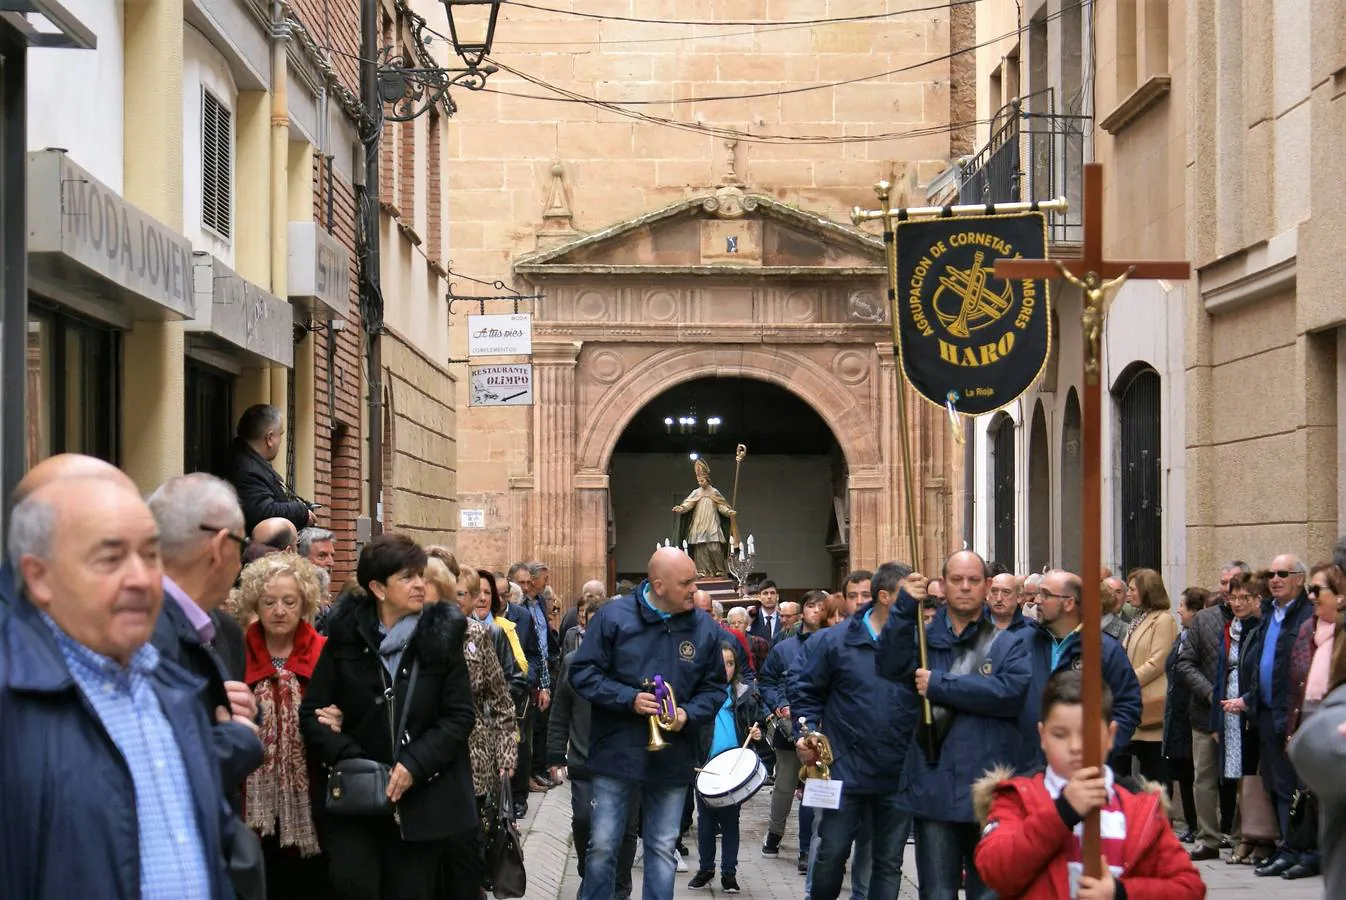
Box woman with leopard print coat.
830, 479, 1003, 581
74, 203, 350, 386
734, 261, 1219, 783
425, 556, 518, 799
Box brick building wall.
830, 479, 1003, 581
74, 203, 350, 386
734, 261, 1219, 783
290, 0, 367, 588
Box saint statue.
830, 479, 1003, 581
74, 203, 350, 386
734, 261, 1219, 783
673, 458, 736, 577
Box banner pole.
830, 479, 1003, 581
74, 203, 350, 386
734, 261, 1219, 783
876, 181, 937, 760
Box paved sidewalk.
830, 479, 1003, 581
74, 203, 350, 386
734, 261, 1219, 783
516, 781, 1323, 900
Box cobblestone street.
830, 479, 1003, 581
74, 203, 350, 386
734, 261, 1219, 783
517, 781, 1324, 900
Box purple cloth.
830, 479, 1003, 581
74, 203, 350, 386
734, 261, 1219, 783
162, 576, 216, 645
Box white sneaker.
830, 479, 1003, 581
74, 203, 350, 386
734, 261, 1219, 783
676, 854, 688, 872
633, 840, 644, 868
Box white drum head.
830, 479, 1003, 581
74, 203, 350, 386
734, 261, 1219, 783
696, 748, 766, 808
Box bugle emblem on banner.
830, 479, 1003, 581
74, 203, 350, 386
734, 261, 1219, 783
895, 213, 1051, 415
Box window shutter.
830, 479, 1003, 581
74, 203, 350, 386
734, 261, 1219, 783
201, 87, 233, 240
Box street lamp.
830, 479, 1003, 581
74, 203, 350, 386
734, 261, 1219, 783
441, 0, 502, 69
377, 1, 502, 122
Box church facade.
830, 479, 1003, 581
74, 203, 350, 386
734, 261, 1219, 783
443, 1, 974, 595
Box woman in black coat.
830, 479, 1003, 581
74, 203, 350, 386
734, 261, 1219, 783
300, 534, 479, 900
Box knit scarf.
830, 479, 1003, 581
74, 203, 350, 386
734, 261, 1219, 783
245, 669, 320, 856
378, 612, 421, 678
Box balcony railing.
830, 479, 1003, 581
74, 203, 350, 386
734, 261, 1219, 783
958, 89, 1088, 245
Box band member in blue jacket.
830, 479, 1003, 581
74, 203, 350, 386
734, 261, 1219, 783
569, 548, 727, 900
879, 550, 1031, 900
793, 561, 921, 900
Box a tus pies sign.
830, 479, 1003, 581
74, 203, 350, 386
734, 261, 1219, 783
895, 213, 1052, 415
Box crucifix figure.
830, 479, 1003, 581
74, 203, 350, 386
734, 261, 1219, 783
994, 163, 1190, 876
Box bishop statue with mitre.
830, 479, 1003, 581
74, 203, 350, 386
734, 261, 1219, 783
673, 458, 736, 578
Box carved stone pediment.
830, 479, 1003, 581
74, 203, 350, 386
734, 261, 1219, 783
514, 192, 885, 277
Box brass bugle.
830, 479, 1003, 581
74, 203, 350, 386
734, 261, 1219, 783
643, 677, 679, 752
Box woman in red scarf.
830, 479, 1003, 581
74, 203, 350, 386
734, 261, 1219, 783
236, 552, 330, 894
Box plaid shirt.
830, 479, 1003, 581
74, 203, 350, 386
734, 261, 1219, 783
41, 614, 213, 900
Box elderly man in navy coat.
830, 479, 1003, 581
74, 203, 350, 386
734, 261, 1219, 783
0, 475, 235, 899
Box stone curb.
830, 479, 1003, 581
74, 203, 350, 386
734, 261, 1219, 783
518, 781, 575, 900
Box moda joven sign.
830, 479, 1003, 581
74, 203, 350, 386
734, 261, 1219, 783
894, 213, 1051, 415
28, 150, 196, 318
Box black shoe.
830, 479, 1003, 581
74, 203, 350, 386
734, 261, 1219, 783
762, 833, 782, 857
1255, 856, 1296, 877
1189, 845, 1220, 861
687, 870, 714, 890
1283, 860, 1321, 880
1177, 830, 1194, 844
676, 841, 690, 857
721, 875, 741, 894
797, 856, 808, 874
512, 801, 528, 820
1220, 836, 1233, 849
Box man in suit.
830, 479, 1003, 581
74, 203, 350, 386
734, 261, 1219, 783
226, 404, 315, 534
749, 580, 783, 643
147, 473, 263, 797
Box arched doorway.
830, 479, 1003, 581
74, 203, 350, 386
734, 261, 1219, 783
1028, 401, 1050, 572
1115, 365, 1162, 576
1061, 388, 1083, 573
989, 412, 1016, 570
610, 376, 843, 593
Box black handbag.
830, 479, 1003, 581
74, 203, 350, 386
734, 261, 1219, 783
325, 660, 419, 817
488, 780, 527, 899
226, 814, 267, 900
1287, 788, 1318, 852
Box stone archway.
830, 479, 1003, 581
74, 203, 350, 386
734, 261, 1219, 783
527, 339, 950, 596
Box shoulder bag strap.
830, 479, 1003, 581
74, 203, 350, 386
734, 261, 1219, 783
395, 659, 421, 748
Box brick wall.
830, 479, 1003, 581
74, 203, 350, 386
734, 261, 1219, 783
291, 0, 366, 588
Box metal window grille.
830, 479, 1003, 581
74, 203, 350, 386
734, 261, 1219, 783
201, 87, 233, 240
991, 415, 1017, 570
1117, 367, 1162, 576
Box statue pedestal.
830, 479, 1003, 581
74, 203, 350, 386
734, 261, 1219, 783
697, 576, 745, 608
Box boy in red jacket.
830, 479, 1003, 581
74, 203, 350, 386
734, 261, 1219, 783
972, 670, 1205, 900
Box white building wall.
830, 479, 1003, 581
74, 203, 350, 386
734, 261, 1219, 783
183, 25, 238, 267
28, 0, 124, 191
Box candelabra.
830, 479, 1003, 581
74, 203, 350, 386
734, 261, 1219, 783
727, 536, 756, 597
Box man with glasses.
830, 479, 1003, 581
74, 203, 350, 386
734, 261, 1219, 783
1238, 555, 1315, 878
1014, 569, 1141, 769
147, 474, 262, 798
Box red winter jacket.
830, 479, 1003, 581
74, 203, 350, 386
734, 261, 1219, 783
972, 767, 1206, 900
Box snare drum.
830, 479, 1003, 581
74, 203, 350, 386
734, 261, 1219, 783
695, 747, 767, 809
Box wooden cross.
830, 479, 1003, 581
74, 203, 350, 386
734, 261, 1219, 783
995, 163, 1190, 876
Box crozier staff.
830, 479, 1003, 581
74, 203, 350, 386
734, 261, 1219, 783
568, 548, 727, 900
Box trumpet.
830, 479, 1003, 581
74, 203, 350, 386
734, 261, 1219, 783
797, 716, 834, 781
642, 676, 679, 752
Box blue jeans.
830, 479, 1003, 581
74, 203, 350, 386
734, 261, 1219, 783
913, 818, 994, 900
581, 777, 684, 900
811, 792, 906, 900
695, 794, 741, 875
804, 807, 870, 900
800, 802, 816, 860
571, 777, 639, 900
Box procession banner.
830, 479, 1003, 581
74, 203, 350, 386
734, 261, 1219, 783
894, 213, 1050, 415
469, 364, 534, 406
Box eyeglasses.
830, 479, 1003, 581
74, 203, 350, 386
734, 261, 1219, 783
201, 524, 250, 551
1037, 588, 1074, 602
1307, 585, 1330, 599
1268, 570, 1298, 579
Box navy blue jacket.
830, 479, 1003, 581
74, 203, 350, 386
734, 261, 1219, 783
0, 563, 15, 614
1241, 593, 1313, 736
1015, 622, 1142, 769
505, 601, 549, 691
0, 598, 234, 899
757, 627, 815, 713
151, 596, 264, 798
885, 605, 1031, 822
1210, 613, 1264, 753
568, 586, 727, 787
792, 602, 920, 795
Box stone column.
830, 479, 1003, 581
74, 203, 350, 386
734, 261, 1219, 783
121, 0, 185, 491
848, 467, 887, 573
532, 341, 581, 597
574, 471, 611, 597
